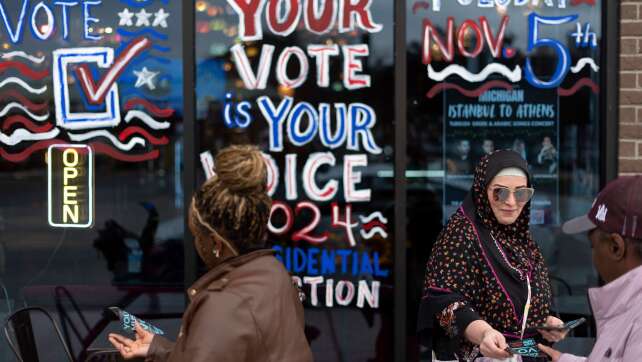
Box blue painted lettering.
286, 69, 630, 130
0, 1, 99, 43
308, 247, 319, 274
260, 98, 380, 153
0, 0, 28, 43
83, 0, 101, 40
54, 1, 77, 40
348, 103, 382, 154
258, 96, 293, 152
287, 102, 318, 146
320, 103, 347, 149
293, 247, 307, 273
321, 249, 336, 274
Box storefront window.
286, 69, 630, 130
195, 1, 395, 360
0, 1, 615, 361
0, 1, 185, 360
406, 1, 603, 358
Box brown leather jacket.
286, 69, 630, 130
146, 249, 313, 362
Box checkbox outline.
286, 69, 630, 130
53, 47, 121, 130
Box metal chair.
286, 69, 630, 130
3, 306, 74, 362
55, 286, 95, 360
0, 279, 13, 361
84, 349, 125, 362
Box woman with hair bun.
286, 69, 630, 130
109, 145, 313, 362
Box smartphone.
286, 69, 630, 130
107, 306, 165, 335
534, 317, 587, 331
505, 338, 546, 358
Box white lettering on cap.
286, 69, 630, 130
596, 204, 608, 222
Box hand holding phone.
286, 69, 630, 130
535, 317, 586, 332
505, 338, 547, 358
107, 317, 154, 359
107, 306, 165, 335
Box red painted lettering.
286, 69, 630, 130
305, 0, 337, 34
339, 0, 382, 33
228, 0, 267, 41
267, 0, 301, 36
481, 16, 509, 59
422, 16, 510, 64
457, 20, 483, 58
422, 17, 454, 64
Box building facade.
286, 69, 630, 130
0, 1, 630, 361
621, 0, 642, 175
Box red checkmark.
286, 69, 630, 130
75, 37, 151, 105
571, 0, 595, 5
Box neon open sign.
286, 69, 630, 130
47, 144, 94, 228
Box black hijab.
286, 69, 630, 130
462, 149, 533, 277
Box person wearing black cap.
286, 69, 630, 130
538, 176, 642, 362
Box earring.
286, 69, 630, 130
213, 248, 220, 258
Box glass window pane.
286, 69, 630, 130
1, 1, 185, 359
407, 2, 603, 359
195, 1, 395, 360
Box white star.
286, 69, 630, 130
118, 8, 134, 27
135, 9, 152, 27
152, 8, 170, 28
133, 67, 159, 90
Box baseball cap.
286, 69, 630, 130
562, 176, 642, 239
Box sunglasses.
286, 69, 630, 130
491, 186, 535, 203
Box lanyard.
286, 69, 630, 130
520, 274, 532, 340
489, 231, 532, 339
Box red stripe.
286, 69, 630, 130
0, 61, 49, 80
0, 90, 48, 112
319, 187, 335, 198
362, 220, 386, 230
89, 142, 160, 162
2, 115, 53, 132
0, 139, 62, 162
124, 97, 175, 117
118, 126, 169, 145
1, 140, 160, 163
571, 0, 595, 5
558, 78, 599, 96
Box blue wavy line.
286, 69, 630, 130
119, 0, 169, 8
129, 55, 171, 67
120, 88, 171, 100
116, 42, 171, 56
117, 28, 168, 41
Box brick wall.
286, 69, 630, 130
620, 1, 642, 175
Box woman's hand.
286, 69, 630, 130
479, 328, 513, 359
538, 343, 562, 362
108, 322, 155, 359
538, 316, 568, 343
464, 320, 512, 359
